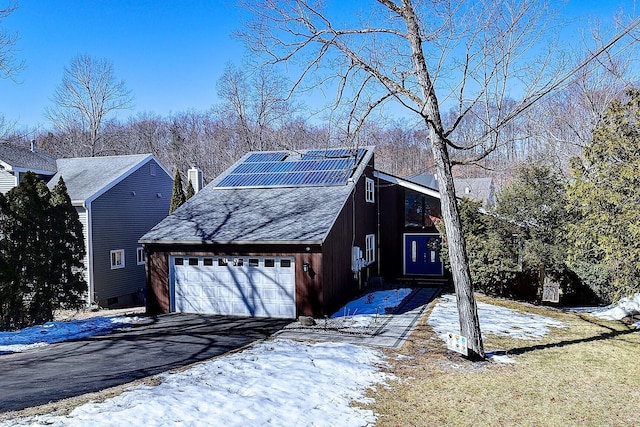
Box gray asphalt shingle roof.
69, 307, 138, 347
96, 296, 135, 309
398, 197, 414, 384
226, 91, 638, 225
0, 143, 57, 172
141, 147, 374, 245
48, 154, 152, 203
407, 173, 495, 206
140, 184, 353, 244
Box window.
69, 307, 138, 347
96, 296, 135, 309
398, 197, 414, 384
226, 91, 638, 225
174, 257, 184, 266
280, 259, 291, 268
264, 259, 275, 268
365, 177, 375, 203
203, 258, 214, 266
188, 258, 199, 266
218, 258, 229, 267
405, 190, 439, 228
233, 258, 244, 267
150, 163, 157, 176
110, 249, 125, 269
249, 258, 259, 267
136, 247, 146, 265
365, 234, 375, 264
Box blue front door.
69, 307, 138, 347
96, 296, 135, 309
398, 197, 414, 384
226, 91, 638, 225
404, 234, 443, 275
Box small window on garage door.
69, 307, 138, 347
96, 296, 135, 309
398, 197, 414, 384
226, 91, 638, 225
174, 257, 184, 266
188, 258, 199, 266
280, 259, 291, 268
264, 259, 275, 267
249, 258, 259, 267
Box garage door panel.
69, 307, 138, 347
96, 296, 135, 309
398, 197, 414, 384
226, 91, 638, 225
175, 296, 200, 313
173, 256, 295, 318
177, 286, 202, 298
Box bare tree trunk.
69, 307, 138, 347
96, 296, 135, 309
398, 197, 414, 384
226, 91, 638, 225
430, 130, 484, 358
403, 0, 484, 358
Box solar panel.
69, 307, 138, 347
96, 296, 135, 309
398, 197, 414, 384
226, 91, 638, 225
216, 148, 368, 188
245, 152, 288, 163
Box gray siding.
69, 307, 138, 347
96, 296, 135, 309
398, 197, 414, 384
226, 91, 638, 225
90, 159, 173, 305
0, 170, 16, 194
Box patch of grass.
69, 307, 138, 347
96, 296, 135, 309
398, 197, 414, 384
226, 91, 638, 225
370, 296, 640, 426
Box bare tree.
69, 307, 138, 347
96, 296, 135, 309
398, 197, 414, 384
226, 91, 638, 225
46, 54, 134, 157
240, 0, 640, 359
0, 2, 23, 80
216, 63, 294, 151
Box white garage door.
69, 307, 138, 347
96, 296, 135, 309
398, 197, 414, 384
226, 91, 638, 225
172, 256, 296, 318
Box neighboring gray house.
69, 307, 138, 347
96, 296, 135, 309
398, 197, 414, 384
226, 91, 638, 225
0, 143, 57, 194
47, 154, 173, 307
409, 173, 496, 208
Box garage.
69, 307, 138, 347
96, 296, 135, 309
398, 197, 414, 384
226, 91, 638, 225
171, 256, 296, 318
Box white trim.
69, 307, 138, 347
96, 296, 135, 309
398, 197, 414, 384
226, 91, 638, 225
365, 177, 375, 203
317, 146, 376, 244
110, 249, 125, 269
86, 203, 95, 306
365, 233, 375, 263
84, 155, 154, 205
374, 170, 441, 199
0, 161, 55, 176
81, 155, 172, 206
136, 247, 146, 265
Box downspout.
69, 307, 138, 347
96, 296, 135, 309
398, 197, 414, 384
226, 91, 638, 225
376, 174, 381, 276
351, 187, 360, 288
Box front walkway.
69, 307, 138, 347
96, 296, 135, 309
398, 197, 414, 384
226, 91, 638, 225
276, 287, 442, 348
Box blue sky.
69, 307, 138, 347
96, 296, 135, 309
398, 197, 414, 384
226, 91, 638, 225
0, 0, 633, 130
0, 0, 246, 129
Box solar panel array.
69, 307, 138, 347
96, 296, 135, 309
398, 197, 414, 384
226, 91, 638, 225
216, 148, 367, 188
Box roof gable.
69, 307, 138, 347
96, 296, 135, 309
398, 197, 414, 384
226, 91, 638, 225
0, 143, 57, 174
141, 146, 374, 245
375, 170, 441, 199
48, 154, 162, 204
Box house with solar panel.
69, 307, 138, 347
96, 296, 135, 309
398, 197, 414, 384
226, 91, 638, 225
140, 147, 379, 318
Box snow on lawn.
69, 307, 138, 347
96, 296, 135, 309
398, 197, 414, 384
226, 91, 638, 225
328, 288, 412, 329
332, 288, 413, 317
6, 339, 393, 427
590, 293, 640, 322
428, 294, 565, 364
0, 316, 140, 354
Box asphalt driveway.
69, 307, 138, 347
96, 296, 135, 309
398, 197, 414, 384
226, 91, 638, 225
0, 314, 289, 413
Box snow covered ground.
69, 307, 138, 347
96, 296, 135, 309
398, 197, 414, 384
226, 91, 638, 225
427, 294, 566, 364
0, 316, 141, 354
590, 293, 640, 327
5, 339, 391, 427
428, 294, 565, 341
2, 290, 636, 426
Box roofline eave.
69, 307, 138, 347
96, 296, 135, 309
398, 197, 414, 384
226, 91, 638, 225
374, 170, 442, 199
139, 239, 325, 246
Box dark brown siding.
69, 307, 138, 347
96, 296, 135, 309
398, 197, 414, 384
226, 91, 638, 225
321, 156, 378, 315
143, 243, 325, 316
146, 247, 170, 314
378, 179, 403, 279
